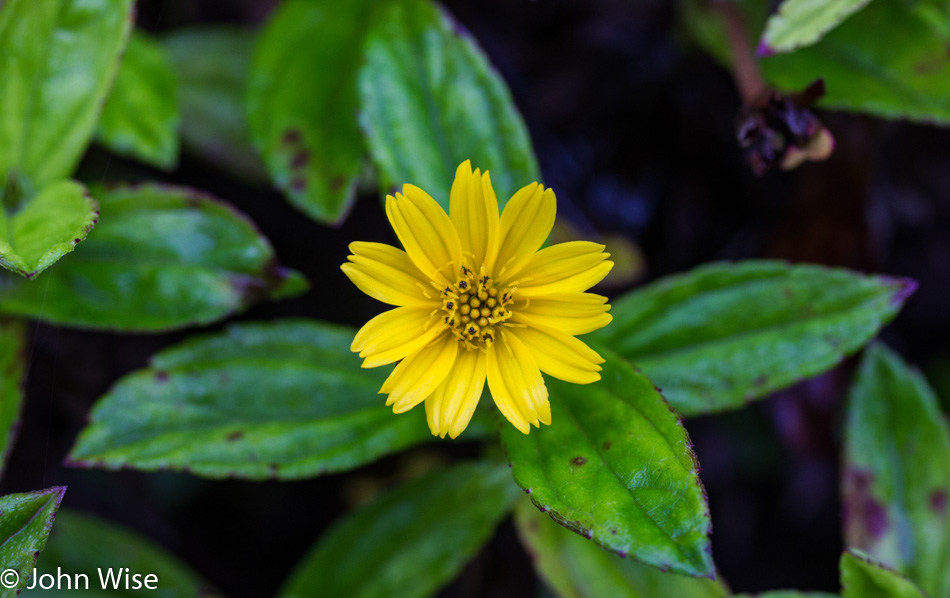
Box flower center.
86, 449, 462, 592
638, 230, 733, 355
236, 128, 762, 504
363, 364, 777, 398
440, 266, 513, 350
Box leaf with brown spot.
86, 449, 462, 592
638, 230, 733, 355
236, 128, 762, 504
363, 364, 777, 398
844, 344, 950, 597
502, 347, 713, 577
248, 0, 371, 224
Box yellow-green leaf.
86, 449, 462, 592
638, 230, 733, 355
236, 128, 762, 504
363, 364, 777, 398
0, 180, 98, 278
96, 31, 180, 169
0, 0, 133, 190
760, 0, 873, 54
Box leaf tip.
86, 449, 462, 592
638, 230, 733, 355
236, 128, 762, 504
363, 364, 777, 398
756, 39, 776, 58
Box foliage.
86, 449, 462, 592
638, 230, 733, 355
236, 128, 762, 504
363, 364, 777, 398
0, 0, 942, 595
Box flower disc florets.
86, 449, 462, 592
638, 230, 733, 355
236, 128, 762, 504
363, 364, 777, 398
440, 267, 512, 349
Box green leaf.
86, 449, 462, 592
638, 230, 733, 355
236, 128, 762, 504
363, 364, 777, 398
514, 500, 728, 598
67, 320, 442, 479
592, 261, 912, 416
761, 0, 950, 124
734, 594, 839, 598
359, 0, 540, 210
843, 344, 950, 598
760, 0, 873, 54
96, 31, 180, 170
164, 27, 267, 184
0, 487, 66, 597
0, 180, 98, 278
0, 184, 306, 331
248, 0, 371, 224
22, 509, 222, 597
279, 461, 520, 598
502, 349, 713, 578
0, 0, 134, 190
841, 550, 926, 598
0, 320, 25, 480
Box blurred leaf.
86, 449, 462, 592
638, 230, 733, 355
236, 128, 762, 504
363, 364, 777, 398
843, 344, 950, 598
0, 487, 65, 597
592, 261, 912, 416
840, 550, 926, 598
681, 0, 950, 125
0, 184, 306, 331
164, 27, 267, 184
0, 180, 98, 278
67, 320, 443, 479
96, 31, 180, 169
762, 1, 950, 124
760, 0, 872, 54
502, 349, 713, 578
248, 0, 371, 224
734, 594, 838, 598
22, 510, 222, 597
359, 0, 540, 210
0, 320, 25, 481
514, 500, 728, 598
0, 0, 133, 190
279, 461, 520, 598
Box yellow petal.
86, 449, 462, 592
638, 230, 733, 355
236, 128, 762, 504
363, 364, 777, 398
495, 183, 555, 280
511, 292, 612, 336
352, 306, 446, 368
449, 161, 500, 271
444, 349, 488, 438
381, 333, 459, 413
509, 326, 604, 385
386, 186, 463, 286
509, 241, 613, 297
342, 242, 439, 307
487, 330, 550, 434
349, 242, 431, 286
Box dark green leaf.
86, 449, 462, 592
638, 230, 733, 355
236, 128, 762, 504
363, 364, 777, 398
359, 0, 540, 210
279, 461, 520, 598
0, 0, 133, 189
22, 510, 222, 597
67, 320, 443, 479
843, 344, 950, 598
248, 0, 371, 224
514, 500, 727, 598
592, 261, 912, 416
502, 348, 713, 577
0, 487, 66, 596
841, 550, 926, 598
734, 594, 838, 598
164, 27, 267, 183
96, 31, 180, 169
0, 320, 25, 480
760, 0, 872, 54
0, 184, 306, 331
0, 180, 98, 278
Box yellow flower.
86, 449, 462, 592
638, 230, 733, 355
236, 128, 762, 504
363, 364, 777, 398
342, 161, 613, 438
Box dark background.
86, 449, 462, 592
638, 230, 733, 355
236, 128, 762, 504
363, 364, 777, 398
6, 0, 950, 595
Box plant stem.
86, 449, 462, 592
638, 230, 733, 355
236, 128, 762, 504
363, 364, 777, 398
714, 1, 767, 105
